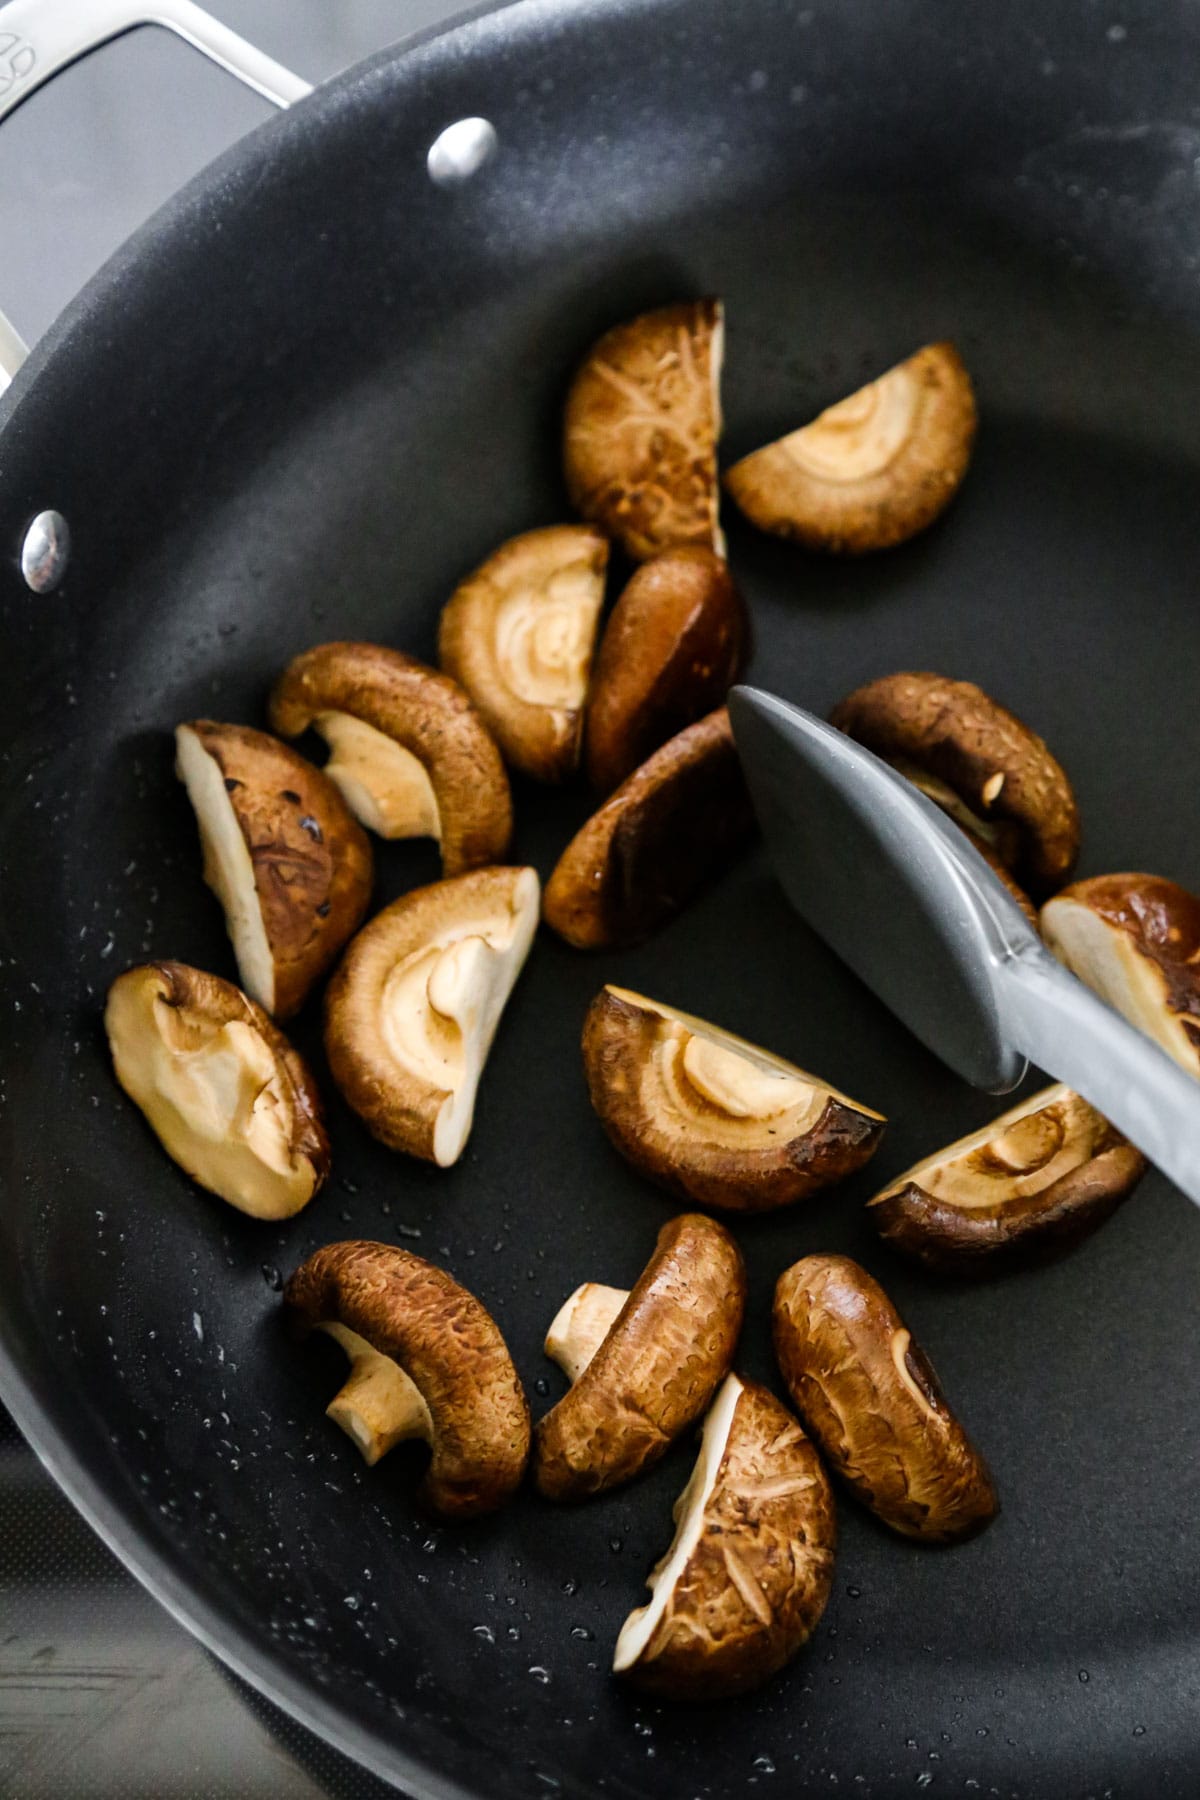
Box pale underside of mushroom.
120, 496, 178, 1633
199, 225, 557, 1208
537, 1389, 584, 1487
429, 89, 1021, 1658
544, 1282, 630, 1383
492, 546, 606, 712
1042, 899, 1200, 1076
317, 1322, 434, 1465
175, 724, 275, 1008
888, 757, 1003, 849
872, 1084, 1106, 1211
773, 366, 922, 485
314, 711, 440, 841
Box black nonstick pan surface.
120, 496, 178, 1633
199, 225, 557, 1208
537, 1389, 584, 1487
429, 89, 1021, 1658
2, 1, 1200, 1794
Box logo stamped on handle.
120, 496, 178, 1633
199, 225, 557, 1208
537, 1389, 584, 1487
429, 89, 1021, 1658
0, 32, 35, 97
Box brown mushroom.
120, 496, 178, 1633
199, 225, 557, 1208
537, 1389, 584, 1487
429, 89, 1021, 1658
582, 985, 885, 1212
613, 1374, 836, 1700
535, 1213, 746, 1502
324, 865, 539, 1166
543, 708, 755, 950
105, 961, 330, 1219
175, 721, 373, 1019
268, 642, 512, 874
1041, 873, 1200, 1077
438, 526, 609, 782
723, 342, 976, 554
870, 1084, 1146, 1275
830, 672, 1080, 897
773, 1254, 997, 1543
284, 1241, 530, 1518
584, 547, 747, 796
563, 298, 724, 562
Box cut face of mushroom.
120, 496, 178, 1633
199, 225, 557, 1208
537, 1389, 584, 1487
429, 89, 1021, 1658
773, 1254, 997, 1543
438, 526, 609, 782
724, 342, 976, 554
830, 672, 1080, 897
176, 721, 373, 1019
105, 961, 329, 1219
543, 708, 755, 950
584, 547, 747, 796
535, 1214, 746, 1502
324, 865, 539, 1166
870, 1084, 1146, 1274
613, 1375, 836, 1699
268, 642, 512, 875
564, 298, 724, 562
1041, 873, 1200, 1078
582, 986, 885, 1212
284, 1241, 530, 1518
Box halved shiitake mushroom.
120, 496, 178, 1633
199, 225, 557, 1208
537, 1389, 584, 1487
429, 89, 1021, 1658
268, 642, 512, 873
584, 547, 747, 796
285, 1241, 530, 1518
613, 1374, 836, 1700
870, 1084, 1146, 1274
830, 671, 1080, 898
438, 526, 609, 782
175, 721, 373, 1019
324, 865, 539, 1166
1041, 874, 1200, 1079
774, 1254, 997, 1543
582, 986, 885, 1212
543, 708, 755, 950
105, 961, 329, 1219
724, 342, 976, 554
535, 1214, 746, 1501
564, 298, 724, 562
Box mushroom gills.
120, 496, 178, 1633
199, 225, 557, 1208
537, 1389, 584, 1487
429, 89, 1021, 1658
544, 1282, 630, 1383
175, 724, 274, 1010
888, 758, 1003, 850
314, 711, 440, 841
494, 556, 605, 709
613, 1373, 743, 1673
771, 368, 919, 484
872, 1084, 1099, 1210
1042, 899, 1200, 1075
318, 1321, 433, 1465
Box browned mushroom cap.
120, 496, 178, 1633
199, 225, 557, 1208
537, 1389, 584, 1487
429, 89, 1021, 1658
773, 1254, 997, 1543
613, 1374, 836, 1699
1041, 873, 1200, 1077
564, 299, 724, 562
284, 1241, 530, 1519
584, 548, 747, 796
324, 866, 539, 1166
543, 708, 755, 950
105, 961, 330, 1219
723, 342, 976, 554
268, 642, 512, 874
830, 672, 1080, 896
582, 986, 885, 1213
438, 526, 609, 783
534, 1213, 746, 1501
175, 722, 373, 1019
870, 1084, 1146, 1275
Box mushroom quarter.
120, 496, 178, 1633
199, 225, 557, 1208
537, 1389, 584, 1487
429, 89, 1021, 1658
724, 341, 976, 554
773, 1254, 997, 1543
324, 865, 539, 1166
564, 298, 725, 562
284, 1241, 530, 1518
535, 1213, 746, 1501
871, 1084, 1146, 1274
582, 986, 885, 1212
543, 707, 756, 950
269, 641, 512, 873
105, 961, 329, 1219
613, 1375, 836, 1700
438, 525, 609, 782
1041, 873, 1200, 1077
584, 547, 747, 796
175, 721, 373, 1019
830, 671, 1080, 896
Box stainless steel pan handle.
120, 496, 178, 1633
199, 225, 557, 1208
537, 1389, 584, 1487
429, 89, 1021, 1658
0, 0, 311, 392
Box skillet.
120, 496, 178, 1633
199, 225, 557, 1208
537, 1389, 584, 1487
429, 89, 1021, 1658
2, 0, 1200, 1794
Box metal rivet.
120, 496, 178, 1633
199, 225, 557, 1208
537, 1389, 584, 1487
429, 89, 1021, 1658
21, 509, 70, 593
426, 117, 498, 186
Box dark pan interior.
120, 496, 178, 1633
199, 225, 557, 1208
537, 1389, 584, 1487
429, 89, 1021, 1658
2, 0, 1200, 1794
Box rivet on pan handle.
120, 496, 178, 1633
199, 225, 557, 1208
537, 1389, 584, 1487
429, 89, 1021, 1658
0, 0, 312, 393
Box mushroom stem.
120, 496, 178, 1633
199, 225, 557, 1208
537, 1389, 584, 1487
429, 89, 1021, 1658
318, 1321, 433, 1466
544, 1283, 630, 1383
